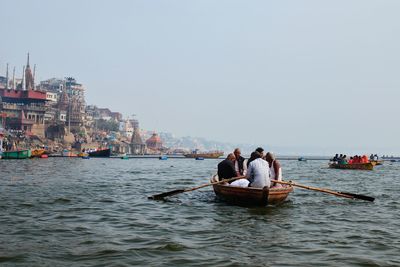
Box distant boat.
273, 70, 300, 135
2, 149, 31, 159
382, 156, 400, 160
195, 157, 204, 160
329, 162, 374, 170
31, 149, 47, 158
88, 148, 111, 158
159, 155, 168, 160
62, 150, 78, 157
184, 150, 224, 159
298, 157, 307, 162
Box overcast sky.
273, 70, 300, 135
1, 0, 399, 154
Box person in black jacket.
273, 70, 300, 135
233, 148, 247, 176
217, 153, 237, 181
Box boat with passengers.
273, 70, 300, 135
210, 175, 293, 206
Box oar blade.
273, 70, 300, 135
148, 189, 185, 200
339, 192, 375, 202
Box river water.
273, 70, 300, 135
0, 158, 399, 266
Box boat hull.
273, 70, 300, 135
184, 152, 224, 159
2, 149, 30, 159
329, 162, 374, 170
88, 148, 111, 158
211, 178, 293, 206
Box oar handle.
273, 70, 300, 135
271, 180, 354, 199
184, 176, 246, 192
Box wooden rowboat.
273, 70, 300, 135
210, 176, 293, 206
329, 162, 374, 170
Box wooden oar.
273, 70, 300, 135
271, 180, 375, 202
149, 176, 246, 200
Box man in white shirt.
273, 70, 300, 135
246, 151, 270, 188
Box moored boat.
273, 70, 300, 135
77, 152, 89, 157
88, 148, 111, 158
31, 149, 46, 158
2, 149, 31, 159
184, 150, 224, 159
329, 162, 374, 170
62, 149, 78, 157
210, 175, 293, 206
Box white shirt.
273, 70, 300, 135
270, 160, 282, 181
234, 159, 248, 176
246, 158, 270, 188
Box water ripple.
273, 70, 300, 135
0, 159, 399, 266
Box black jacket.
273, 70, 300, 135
235, 156, 245, 175
217, 159, 237, 180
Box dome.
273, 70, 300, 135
146, 133, 163, 149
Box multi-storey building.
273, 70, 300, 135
0, 54, 48, 137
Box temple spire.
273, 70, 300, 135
24, 53, 34, 90
5, 63, 9, 89
27, 52, 30, 67
33, 64, 36, 89
22, 65, 25, 90
12, 66, 15, 89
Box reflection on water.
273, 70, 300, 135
0, 158, 399, 266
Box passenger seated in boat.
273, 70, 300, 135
265, 152, 282, 188
246, 151, 270, 188
217, 153, 238, 182
348, 157, 354, 164
233, 148, 247, 176
332, 154, 339, 162
247, 151, 259, 167
255, 147, 265, 157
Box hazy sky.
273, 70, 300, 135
1, 0, 400, 154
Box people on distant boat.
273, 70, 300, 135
361, 155, 369, 163
246, 151, 270, 188
265, 152, 282, 187
339, 155, 348, 164
370, 154, 374, 161
233, 148, 247, 176
348, 157, 354, 164
217, 153, 238, 181
332, 154, 339, 162
374, 154, 379, 161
